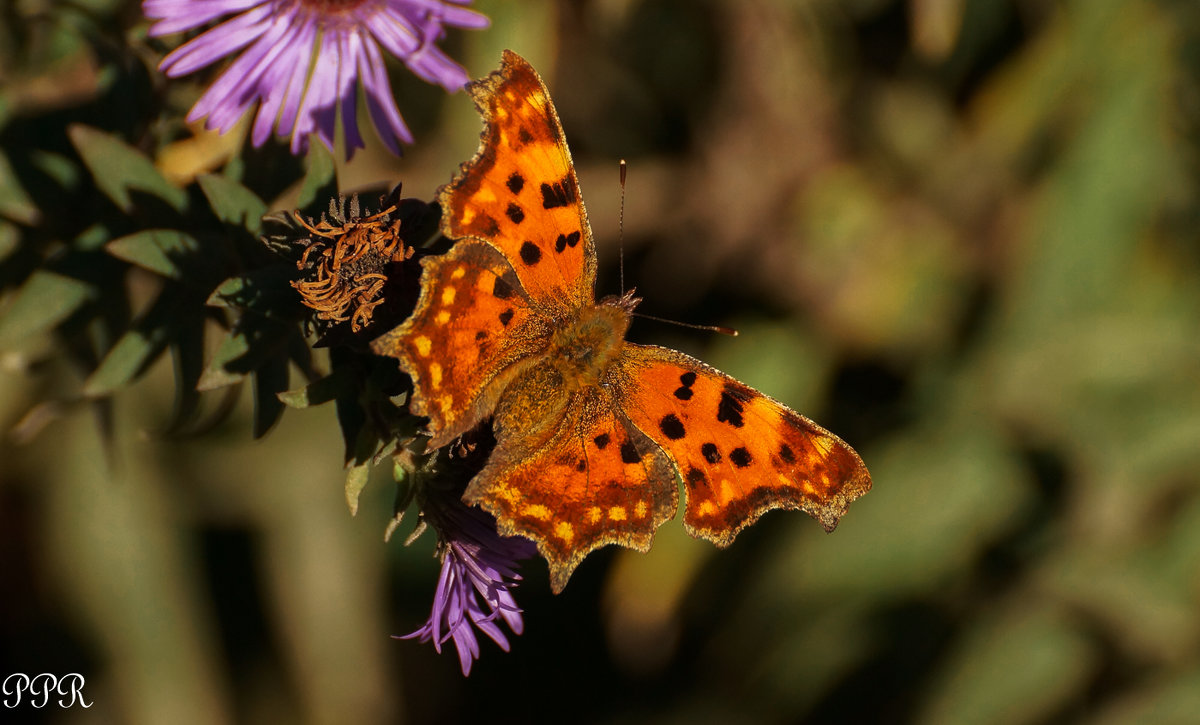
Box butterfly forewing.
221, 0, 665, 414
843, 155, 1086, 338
370, 240, 549, 448
615, 344, 872, 543
440, 50, 598, 314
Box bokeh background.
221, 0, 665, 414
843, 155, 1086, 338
3, 0, 1200, 722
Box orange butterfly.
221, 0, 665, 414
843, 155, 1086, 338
372, 51, 871, 593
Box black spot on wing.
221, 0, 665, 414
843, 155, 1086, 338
475, 330, 486, 341
729, 446, 753, 468
499, 309, 514, 326
505, 203, 525, 224
575, 459, 587, 472
554, 231, 581, 253
620, 440, 640, 464
674, 370, 698, 400
686, 468, 707, 487
492, 276, 515, 300
541, 175, 577, 209
593, 433, 610, 449
659, 414, 686, 440
518, 126, 534, 145
780, 444, 796, 464
717, 383, 752, 428
701, 442, 721, 464
506, 172, 525, 195
519, 241, 541, 266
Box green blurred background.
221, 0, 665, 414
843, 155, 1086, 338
4, 0, 1200, 722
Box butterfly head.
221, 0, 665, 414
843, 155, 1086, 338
599, 289, 641, 314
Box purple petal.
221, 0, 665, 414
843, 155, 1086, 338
144, 0, 267, 36
291, 32, 341, 153
249, 20, 310, 145
359, 40, 412, 152
157, 3, 276, 76
271, 19, 318, 140
336, 30, 366, 158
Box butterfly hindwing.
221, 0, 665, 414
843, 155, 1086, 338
369, 240, 550, 448
440, 50, 597, 314
615, 344, 872, 544
467, 381, 677, 593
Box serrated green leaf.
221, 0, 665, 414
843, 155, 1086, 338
74, 223, 112, 252
197, 174, 267, 235
30, 150, 81, 190
165, 312, 206, 432
106, 229, 199, 278
297, 143, 337, 211
197, 331, 250, 391
197, 319, 291, 391
68, 125, 187, 213
206, 266, 300, 317
278, 369, 349, 408
82, 291, 179, 396
0, 149, 39, 224
83, 321, 169, 397
0, 220, 18, 263
252, 354, 288, 438
0, 270, 93, 348
345, 463, 370, 516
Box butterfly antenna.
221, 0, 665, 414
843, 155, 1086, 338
619, 161, 736, 337
632, 312, 739, 337
619, 159, 627, 295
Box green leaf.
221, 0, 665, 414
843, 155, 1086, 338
197, 174, 267, 235
83, 321, 169, 397
297, 143, 337, 211
106, 229, 200, 279
278, 369, 350, 408
0, 220, 18, 263
82, 292, 178, 396
0, 270, 93, 348
196, 319, 291, 391
196, 331, 250, 391
30, 150, 81, 190
206, 266, 301, 318
67, 125, 187, 213
252, 354, 288, 438
0, 149, 39, 224
164, 311, 206, 432
344, 463, 370, 516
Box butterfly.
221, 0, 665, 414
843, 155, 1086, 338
371, 51, 872, 593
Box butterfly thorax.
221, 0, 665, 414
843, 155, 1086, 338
547, 294, 637, 392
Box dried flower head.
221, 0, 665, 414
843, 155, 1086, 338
289, 192, 417, 333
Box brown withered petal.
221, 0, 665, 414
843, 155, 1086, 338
288, 190, 418, 333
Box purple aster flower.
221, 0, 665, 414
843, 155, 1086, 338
401, 493, 537, 675
143, 0, 489, 157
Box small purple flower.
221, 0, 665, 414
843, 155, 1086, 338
402, 496, 537, 675
143, 0, 489, 157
